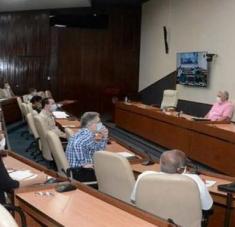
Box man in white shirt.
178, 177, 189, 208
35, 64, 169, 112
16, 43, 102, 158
131, 149, 213, 211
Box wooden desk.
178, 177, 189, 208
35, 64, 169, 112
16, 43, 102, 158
115, 102, 235, 176
56, 114, 235, 226
15, 187, 168, 227
3, 151, 64, 190
56, 118, 80, 129
0, 97, 21, 124
9, 152, 171, 227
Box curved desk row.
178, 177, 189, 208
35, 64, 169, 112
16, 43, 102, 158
115, 101, 235, 176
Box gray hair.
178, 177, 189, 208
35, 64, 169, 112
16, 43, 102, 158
160, 149, 186, 173
223, 91, 229, 100
80, 112, 99, 128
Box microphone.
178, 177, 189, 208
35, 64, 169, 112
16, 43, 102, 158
55, 168, 77, 193
186, 158, 199, 174
142, 150, 155, 166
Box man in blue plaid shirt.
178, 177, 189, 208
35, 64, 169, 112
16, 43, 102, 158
65, 112, 108, 181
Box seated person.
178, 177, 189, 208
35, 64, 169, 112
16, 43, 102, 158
131, 149, 213, 211
39, 98, 66, 138
66, 112, 108, 181
0, 82, 14, 98
30, 95, 42, 113
205, 91, 234, 122
25, 88, 37, 103
0, 155, 19, 204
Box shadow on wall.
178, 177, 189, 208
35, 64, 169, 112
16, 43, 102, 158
139, 71, 212, 117
139, 71, 177, 107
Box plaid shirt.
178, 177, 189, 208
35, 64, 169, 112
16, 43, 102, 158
65, 128, 107, 167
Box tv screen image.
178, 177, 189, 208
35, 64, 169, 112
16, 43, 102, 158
176, 52, 208, 87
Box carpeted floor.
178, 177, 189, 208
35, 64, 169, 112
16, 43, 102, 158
7, 120, 54, 169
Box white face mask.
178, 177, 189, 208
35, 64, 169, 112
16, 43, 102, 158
96, 122, 103, 132
50, 104, 57, 112
216, 96, 222, 103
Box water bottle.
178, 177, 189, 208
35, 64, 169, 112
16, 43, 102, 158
124, 96, 128, 103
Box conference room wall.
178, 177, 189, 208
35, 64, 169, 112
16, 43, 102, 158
0, 8, 141, 114
139, 0, 235, 107
0, 12, 50, 95
52, 7, 141, 113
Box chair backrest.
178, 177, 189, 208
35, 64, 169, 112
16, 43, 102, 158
22, 94, 29, 103
34, 115, 53, 161
161, 89, 178, 109
0, 89, 6, 98
21, 103, 30, 117
46, 131, 70, 176
16, 96, 24, 116
65, 128, 75, 139
26, 113, 39, 139
230, 100, 235, 122
94, 151, 135, 203
26, 103, 34, 114
135, 173, 202, 227
0, 204, 18, 227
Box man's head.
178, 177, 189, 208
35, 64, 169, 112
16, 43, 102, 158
4, 82, 10, 89
30, 95, 42, 109
41, 98, 56, 112
217, 91, 229, 103
29, 88, 37, 95
80, 112, 101, 132
160, 149, 187, 174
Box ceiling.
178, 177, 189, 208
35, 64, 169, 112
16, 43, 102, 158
0, 0, 91, 12
0, 0, 147, 13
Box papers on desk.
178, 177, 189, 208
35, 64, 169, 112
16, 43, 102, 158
9, 170, 38, 181
116, 152, 135, 160
63, 125, 78, 128
53, 111, 69, 119
205, 180, 216, 188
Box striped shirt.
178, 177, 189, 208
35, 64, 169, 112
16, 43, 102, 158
65, 128, 107, 167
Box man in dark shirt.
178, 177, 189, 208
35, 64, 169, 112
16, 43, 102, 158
0, 156, 19, 204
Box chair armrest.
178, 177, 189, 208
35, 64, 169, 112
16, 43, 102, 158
3, 204, 27, 227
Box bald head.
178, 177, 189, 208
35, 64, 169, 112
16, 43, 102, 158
160, 150, 187, 174
217, 91, 229, 102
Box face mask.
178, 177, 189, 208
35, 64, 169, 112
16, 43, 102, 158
96, 122, 103, 132
36, 103, 42, 109
216, 96, 222, 103
50, 104, 57, 112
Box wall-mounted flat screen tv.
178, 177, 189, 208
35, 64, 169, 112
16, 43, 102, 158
176, 52, 208, 87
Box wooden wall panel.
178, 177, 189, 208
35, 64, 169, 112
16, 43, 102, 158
0, 7, 141, 114
0, 12, 50, 94
52, 8, 141, 113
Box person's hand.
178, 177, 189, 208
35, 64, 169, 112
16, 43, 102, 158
83, 164, 94, 168
100, 127, 108, 139
95, 132, 103, 141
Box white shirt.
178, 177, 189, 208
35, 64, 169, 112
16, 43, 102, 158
131, 171, 213, 210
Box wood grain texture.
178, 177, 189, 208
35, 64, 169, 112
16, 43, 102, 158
0, 12, 50, 94
115, 102, 235, 176
0, 8, 140, 114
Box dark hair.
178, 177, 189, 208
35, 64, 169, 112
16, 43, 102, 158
80, 112, 99, 128
30, 95, 42, 104
41, 98, 50, 108
29, 88, 36, 93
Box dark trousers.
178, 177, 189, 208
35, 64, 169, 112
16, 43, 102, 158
71, 167, 96, 182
